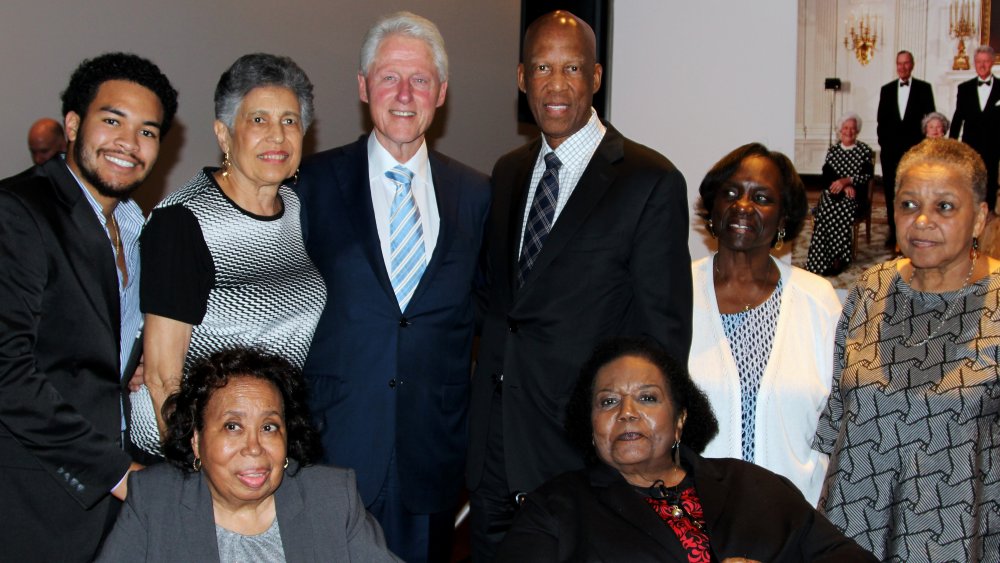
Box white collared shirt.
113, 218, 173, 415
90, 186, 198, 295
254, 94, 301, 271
978, 75, 995, 111
897, 79, 911, 120
367, 132, 440, 272
518, 109, 607, 255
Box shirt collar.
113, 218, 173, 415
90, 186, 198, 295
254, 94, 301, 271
368, 132, 430, 184
539, 108, 606, 167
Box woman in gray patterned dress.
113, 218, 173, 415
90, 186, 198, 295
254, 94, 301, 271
804, 113, 875, 276
813, 138, 1000, 561
133, 54, 327, 456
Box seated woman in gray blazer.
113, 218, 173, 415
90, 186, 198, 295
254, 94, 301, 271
97, 348, 400, 562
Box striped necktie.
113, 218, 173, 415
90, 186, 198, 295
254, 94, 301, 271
518, 152, 562, 287
386, 165, 425, 310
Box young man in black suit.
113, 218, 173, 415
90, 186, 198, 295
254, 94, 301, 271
467, 10, 692, 560
0, 53, 177, 562
950, 45, 1000, 212
877, 50, 935, 246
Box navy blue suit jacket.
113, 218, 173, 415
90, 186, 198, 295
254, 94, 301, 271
296, 136, 490, 514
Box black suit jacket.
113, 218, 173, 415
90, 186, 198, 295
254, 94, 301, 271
297, 136, 490, 514
95, 462, 401, 562
468, 123, 693, 493
950, 75, 1000, 158
876, 78, 935, 164
0, 158, 132, 562
495, 449, 877, 562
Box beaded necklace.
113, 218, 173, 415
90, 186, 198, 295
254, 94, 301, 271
902, 255, 977, 347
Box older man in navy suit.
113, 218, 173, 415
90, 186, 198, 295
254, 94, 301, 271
296, 12, 490, 563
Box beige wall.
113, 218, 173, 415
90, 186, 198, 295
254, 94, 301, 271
2, 1, 804, 262
0, 0, 526, 209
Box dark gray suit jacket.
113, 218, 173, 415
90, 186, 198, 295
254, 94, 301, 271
0, 158, 132, 562
96, 462, 401, 562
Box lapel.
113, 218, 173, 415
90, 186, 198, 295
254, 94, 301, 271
517, 123, 626, 292
42, 159, 119, 338
405, 151, 458, 310
336, 138, 397, 306
681, 447, 728, 542
178, 472, 224, 561
505, 140, 542, 294
986, 76, 1000, 113
588, 463, 689, 558
274, 463, 309, 561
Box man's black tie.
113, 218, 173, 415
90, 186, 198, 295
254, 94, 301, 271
517, 152, 562, 287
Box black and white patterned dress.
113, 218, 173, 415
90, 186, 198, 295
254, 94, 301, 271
813, 260, 1000, 561
804, 142, 874, 276
132, 169, 327, 454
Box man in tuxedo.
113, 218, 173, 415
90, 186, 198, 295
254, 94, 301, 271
0, 53, 177, 562
466, 10, 692, 559
297, 12, 489, 563
877, 50, 935, 246
950, 45, 1000, 212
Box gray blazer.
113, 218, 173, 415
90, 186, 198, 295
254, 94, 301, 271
95, 462, 401, 562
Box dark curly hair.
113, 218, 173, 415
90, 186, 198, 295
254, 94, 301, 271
566, 337, 718, 465
161, 347, 322, 473
697, 143, 808, 244
61, 52, 179, 136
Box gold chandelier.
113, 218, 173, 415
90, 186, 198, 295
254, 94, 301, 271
843, 11, 882, 66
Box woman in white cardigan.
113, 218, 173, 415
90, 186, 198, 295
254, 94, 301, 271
689, 143, 841, 505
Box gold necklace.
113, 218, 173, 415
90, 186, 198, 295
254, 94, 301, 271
902, 256, 977, 347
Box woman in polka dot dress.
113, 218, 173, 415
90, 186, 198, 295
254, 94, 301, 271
804, 113, 874, 276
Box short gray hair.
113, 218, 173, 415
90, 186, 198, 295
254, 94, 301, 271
359, 12, 448, 82
920, 112, 950, 135
897, 138, 987, 203
975, 45, 996, 59
214, 53, 314, 132
837, 112, 862, 135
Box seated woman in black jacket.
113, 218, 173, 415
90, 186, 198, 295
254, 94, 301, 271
496, 337, 875, 562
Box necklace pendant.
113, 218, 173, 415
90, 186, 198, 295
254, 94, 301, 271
669, 505, 684, 518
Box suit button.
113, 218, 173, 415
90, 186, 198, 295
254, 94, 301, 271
507, 317, 518, 333
388, 378, 397, 388
399, 317, 410, 328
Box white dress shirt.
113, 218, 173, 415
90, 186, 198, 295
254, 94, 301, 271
897, 79, 910, 120
978, 75, 995, 111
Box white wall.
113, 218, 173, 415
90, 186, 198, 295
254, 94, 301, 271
611, 0, 800, 260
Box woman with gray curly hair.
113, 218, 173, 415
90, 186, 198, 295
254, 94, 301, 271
804, 112, 875, 276
132, 54, 327, 458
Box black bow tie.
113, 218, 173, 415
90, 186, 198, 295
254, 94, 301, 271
979, 80, 992, 87
900, 80, 909, 87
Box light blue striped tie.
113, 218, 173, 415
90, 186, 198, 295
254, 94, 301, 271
387, 165, 425, 310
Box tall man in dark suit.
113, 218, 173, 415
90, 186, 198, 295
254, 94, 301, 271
0, 53, 178, 562
466, 11, 692, 559
951, 45, 1000, 212
877, 50, 935, 246
297, 12, 490, 563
